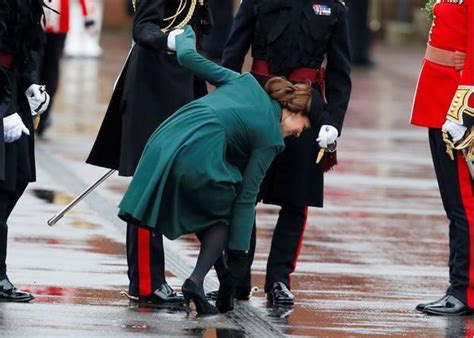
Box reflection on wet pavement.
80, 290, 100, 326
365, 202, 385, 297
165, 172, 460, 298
2, 33, 468, 336
31, 189, 74, 205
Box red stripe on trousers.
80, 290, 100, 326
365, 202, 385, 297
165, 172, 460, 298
137, 227, 152, 296
458, 155, 474, 307
292, 207, 309, 273
466, 321, 474, 338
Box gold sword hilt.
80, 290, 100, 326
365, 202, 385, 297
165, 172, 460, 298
316, 142, 337, 164
315, 148, 325, 164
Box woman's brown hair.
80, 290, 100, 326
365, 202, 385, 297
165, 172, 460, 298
264, 77, 311, 115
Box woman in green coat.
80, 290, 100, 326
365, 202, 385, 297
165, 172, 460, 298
119, 26, 312, 314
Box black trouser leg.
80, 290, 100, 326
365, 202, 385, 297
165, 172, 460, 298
0, 224, 7, 280
0, 181, 29, 280
203, 0, 234, 60
429, 129, 474, 306
126, 223, 166, 297
38, 33, 67, 133
348, 0, 372, 64
264, 205, 308, 292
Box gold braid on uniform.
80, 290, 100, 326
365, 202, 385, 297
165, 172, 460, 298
446, 86, 474, 125
131, 0, 198, 33
443, 126, 474, 161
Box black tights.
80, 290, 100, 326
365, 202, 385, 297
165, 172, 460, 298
190, 223, 229, 293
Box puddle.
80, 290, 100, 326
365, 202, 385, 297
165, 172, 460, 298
31, 189, 74, 205
186, 328, 247, 338
86, 236, 125, 255
25, 286, 123, 306
70, 220, 100, 229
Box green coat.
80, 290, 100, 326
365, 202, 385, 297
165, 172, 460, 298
118, 26, 284, 251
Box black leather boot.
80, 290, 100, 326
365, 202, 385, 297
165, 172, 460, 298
215, 249, 249, 312
0, 277, 34, 303
216, 273, 237, 313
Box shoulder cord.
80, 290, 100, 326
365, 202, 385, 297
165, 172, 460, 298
132, 0, 198, 33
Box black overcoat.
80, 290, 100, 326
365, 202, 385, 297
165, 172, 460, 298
87, 0, 210, 176
222, 0, 351, 207
0, 0, 45, 190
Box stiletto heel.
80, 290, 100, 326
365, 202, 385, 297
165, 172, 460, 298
182, 279, 219, 315
183, 293, 191, 307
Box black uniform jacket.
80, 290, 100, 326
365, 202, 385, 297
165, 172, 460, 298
87, 0, 210, 176
0, 0, 45, 189
222, 0, 351, 207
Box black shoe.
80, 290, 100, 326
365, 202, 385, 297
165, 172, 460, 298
266, 282, 294, 307
149, 283, 184, 304
235, 286, 251, 301
182, 279, 219, 315
0, 278, 34, 303
415, 294, 449, 312
423, 295, 470, 316
216, 275, 238, 313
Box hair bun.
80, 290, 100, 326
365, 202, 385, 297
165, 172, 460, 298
264, 77, 312, 115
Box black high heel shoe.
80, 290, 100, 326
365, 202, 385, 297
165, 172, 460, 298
182, 279, 219, 315
216, 274, 237, 313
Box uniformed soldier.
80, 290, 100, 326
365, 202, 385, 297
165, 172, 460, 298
0, 0, 51, 302
221, 0, 351, 305
86, 0, 211, 304
411, 0, 474, 316
346, 0, 374, 67
202, 0, 234, 61
37, 0, 95, 136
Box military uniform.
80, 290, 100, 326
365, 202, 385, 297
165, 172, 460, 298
346, 0, 373, 66
411, 0, 474, 315
222, 0, 351, 300
37, 0, 92, 135
86, 0, 211, 301
0, 0, 47, 302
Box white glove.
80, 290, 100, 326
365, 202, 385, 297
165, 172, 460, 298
3, 113, 30, 143
442, 119, 467, 143
317, 125, 339, 148
167, 29, 185, 52
25, 84, 50, 115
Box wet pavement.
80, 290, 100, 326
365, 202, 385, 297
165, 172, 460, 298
1, 32, 470, 337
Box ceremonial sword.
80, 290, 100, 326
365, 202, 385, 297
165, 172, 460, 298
463, 148, 474, 179
47, 169, 116, 226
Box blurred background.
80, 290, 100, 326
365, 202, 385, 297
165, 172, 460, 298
103, 0, 431, 41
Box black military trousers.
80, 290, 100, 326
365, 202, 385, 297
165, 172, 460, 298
126, 223, 166, 297
0, 174, 29, 279
264, 205, 309, 292
238, 205, 309, 293
38, 33, 67, 133
347, 0, 372, 65
429, 129, 474, 307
